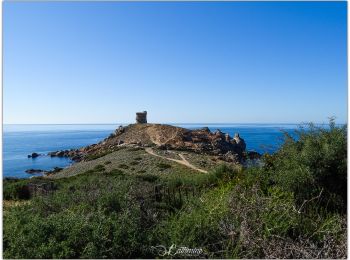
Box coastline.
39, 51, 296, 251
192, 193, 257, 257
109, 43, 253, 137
3, 123, 298, 179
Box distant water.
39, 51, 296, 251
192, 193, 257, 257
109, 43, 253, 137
3, 124, 300, 179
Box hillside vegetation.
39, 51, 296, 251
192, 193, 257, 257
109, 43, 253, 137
3, 120, 347, 258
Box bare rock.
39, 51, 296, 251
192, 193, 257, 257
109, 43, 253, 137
234, 133, 246, 152
25, 169, 45, 174
220, 151, 240, 163
74, 123, 249, 164
28, 152, 40, 158
246, 151, 261, 160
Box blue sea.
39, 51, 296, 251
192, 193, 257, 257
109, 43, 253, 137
3, 124, 301, 179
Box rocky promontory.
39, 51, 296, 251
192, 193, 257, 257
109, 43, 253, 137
107, 124, 247, 155
40, 112, 260, 167
50, 123, 253, 164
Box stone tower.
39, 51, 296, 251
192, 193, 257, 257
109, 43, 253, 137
136, 111, 147, 124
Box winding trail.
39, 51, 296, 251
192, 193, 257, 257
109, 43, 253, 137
145, 148, 208, 173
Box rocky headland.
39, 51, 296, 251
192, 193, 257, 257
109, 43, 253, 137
26, 112, 260, 177
47, 123, 254, 165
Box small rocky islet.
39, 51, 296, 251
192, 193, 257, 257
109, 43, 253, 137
27, 111, 260, 177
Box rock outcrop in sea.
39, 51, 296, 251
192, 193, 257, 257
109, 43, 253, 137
48, 150, 83, 162
28, 152, 40, 158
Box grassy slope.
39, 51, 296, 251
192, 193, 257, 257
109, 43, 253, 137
3, 150, 238, 258
48, 147, 226, 179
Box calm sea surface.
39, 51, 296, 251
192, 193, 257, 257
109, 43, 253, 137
3, 124, 300, 178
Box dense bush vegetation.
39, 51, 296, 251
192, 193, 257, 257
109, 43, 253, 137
267, 119, 347, 211
4, 178, 31, 200
3, 121, 347, 258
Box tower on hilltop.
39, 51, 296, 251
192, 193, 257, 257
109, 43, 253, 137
136, 111, 147, 124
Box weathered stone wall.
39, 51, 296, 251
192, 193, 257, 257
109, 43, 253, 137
136, 111, 147, 124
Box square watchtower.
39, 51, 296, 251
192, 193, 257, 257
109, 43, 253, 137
136, 111, 147, 124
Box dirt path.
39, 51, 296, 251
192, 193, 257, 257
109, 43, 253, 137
145, 148, 208, 173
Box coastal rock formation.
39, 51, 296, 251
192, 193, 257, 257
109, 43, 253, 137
233, 133, 246, 152
45, 167, 64, 175
45, 112, 252, 164
28, 152, 40, 158
73, 123, 248, 163
247, 151, 261, 160
25, 167, 63, 175
219, 151, 240, 163
48, 149, 83, 162
25, 169, 45, 174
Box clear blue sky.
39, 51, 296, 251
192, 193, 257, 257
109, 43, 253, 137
3, 2, 347, 124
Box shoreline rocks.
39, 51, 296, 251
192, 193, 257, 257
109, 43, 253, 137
25, 169, 45, 174
45, 167, 63, 175
48, 149, 83, 162
25, 166, 64, 176
28, 152, 40, 158
246, 151, 261, 160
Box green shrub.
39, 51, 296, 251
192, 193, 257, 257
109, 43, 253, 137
93, 164, 106, 172
136, 174, 159, 183
156, 163, 172, 170
98, 192, 122, 214
85, 150, 114, 161
162, 164, 238, 189
3, 178, 56, 200
3, 179, 31, 200
154, 183, 233, 258
109, 169, 124, 176
4, 206, 144, 259
268, 119, 347, 211
118, 164, 129, 169
128, 147, 143, 152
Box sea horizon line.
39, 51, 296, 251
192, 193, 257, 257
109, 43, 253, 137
3, 122, 346, 126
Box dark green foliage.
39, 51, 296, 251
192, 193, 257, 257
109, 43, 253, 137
154, 184, 233, 256
162, 164, 237, 189
4, 170, 148, 259
104, 161, 112, 165
93, 164, 106, 172
136, 174, 159, 183
128, 147, 143, 152
4, 206, 144, 259
130, 161, 139, 166
118, 164, 129, 169
3, 179, 31, 200
108, 169, 125, 176
85, 150, 114, 161
156, 162, 172, 170
268, 120, 347, 211
3, 178, 57, 200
